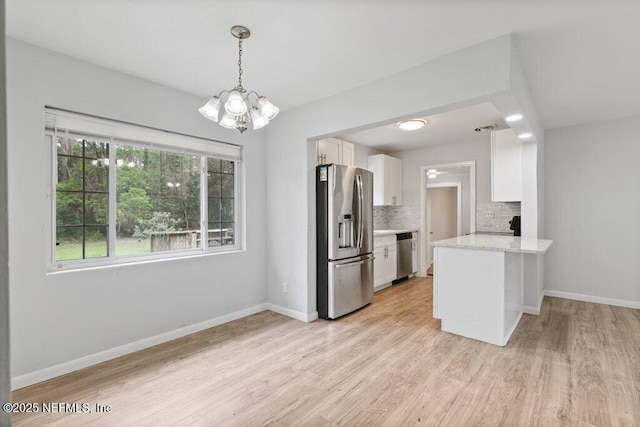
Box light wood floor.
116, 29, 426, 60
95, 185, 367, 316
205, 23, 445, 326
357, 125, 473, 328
13, 277, 640, 426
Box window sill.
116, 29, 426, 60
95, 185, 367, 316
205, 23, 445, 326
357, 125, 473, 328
46, 246, 243, 275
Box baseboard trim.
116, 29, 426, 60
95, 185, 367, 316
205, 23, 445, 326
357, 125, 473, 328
523, 292, 545, 315
544, 290, 640, 309
374, 282, 393, 293
266, 303, 318, 323
12, 303, 268, 391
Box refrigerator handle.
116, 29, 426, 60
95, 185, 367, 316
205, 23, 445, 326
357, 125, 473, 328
356, 174, 364, 249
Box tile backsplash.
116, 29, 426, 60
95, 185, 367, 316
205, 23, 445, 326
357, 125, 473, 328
374, 202, 521, 234
374, 206, 421, 230
476, 202, 521, 233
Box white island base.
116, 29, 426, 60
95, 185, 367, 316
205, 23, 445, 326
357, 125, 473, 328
431, 234, 553, 346
434, 246, 524, 346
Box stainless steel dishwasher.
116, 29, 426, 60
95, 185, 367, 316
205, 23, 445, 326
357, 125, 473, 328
396, 232, 413, 279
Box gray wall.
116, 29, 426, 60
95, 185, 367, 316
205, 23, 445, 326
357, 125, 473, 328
7, 39, 268, 385
1, 1, 11, 424
545, 116, 640, 306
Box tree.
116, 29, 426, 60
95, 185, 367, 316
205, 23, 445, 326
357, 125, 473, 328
117, 188, 153, 236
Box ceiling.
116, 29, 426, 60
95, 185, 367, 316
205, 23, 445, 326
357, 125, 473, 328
7, 1, 640, 130
340, 102, 505, 151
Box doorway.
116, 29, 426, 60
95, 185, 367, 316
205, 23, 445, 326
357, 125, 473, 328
419, 161, 476, 277
426, 183, 461, 272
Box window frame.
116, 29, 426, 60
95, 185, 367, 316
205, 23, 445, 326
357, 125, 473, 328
46, 120, 243, 273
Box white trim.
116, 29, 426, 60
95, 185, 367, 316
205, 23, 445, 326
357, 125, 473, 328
12, 304, 268, 390
266, 303, 318, 323
374, 282, 393, 292
523, 291, 544, 315
544, 290, 640, 310
419, 161, 476, 278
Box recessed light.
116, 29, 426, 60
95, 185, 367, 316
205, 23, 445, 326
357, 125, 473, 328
428, 173, 437, 179
518, 133, 532, 139
428, 169, 437, 174
397, 119, 426, 131
505, 114, 523, 122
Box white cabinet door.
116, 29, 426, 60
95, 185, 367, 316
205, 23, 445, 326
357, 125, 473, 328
385, 244, 398, 283
368, 154, 402, 206
341, 141, 354, 166
317, 138, 342, 165
373, 246, 386, 289
391, 156, 403, 206
491, 129, 522, 202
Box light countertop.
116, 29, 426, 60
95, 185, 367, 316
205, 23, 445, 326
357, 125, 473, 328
373, 229, 418, 237
431, 234, 553, 254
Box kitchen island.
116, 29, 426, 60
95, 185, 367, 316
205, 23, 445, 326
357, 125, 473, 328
431, 235, 552, 346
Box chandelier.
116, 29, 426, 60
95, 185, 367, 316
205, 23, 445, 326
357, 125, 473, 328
199, 25, 279, 133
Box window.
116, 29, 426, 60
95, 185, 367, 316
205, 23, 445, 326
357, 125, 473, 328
47, 109, 242, 270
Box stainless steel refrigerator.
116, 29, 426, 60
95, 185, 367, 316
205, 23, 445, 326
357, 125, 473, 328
316, 164, 374, 319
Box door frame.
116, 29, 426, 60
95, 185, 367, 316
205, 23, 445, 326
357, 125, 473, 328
418, 161, 476, 277
426, 182, 462, 267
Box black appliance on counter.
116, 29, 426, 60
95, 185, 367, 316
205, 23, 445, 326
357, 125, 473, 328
509, 215, 521, 236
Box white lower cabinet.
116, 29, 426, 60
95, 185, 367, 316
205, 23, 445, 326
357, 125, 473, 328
373, 235, 397, 291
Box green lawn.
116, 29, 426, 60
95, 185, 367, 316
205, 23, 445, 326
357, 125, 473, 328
56, 237, 150, 261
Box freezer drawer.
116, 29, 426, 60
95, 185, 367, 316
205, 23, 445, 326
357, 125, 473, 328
327, 254, 374, 319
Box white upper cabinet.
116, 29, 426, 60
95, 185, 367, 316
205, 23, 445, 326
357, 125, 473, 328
368, 154, 403, 206
341, 141, 354, 167
317, 138, 354, 166
491, 129, 522, 202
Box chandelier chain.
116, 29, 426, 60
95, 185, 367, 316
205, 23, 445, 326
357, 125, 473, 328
237, 37, 243, 89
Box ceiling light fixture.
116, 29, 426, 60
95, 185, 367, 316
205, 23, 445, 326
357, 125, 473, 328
505, 114, 523, 122
397, 119, 426, 131
518, 133, 533, 139
427, 169, 441, 179
199, 25, 279, 133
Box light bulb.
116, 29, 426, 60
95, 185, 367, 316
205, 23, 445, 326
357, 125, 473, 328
427, 169, 437, 174
219, 112, 238, 129
518, 133, 532, 139
257, 97, 279, 120
250, 107, 269, 130
224, 90, 248, 116
428, 174, 437, 179
199, 96, 221, 122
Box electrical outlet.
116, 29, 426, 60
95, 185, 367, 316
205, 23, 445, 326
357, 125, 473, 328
282, 282, 288, 293
482, 210, 495, 218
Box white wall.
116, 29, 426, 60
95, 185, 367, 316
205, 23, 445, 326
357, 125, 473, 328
545, 116, 640, 307
265, 35, 513, 317
7, 39, 268, 385
0, 0, 11, 422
